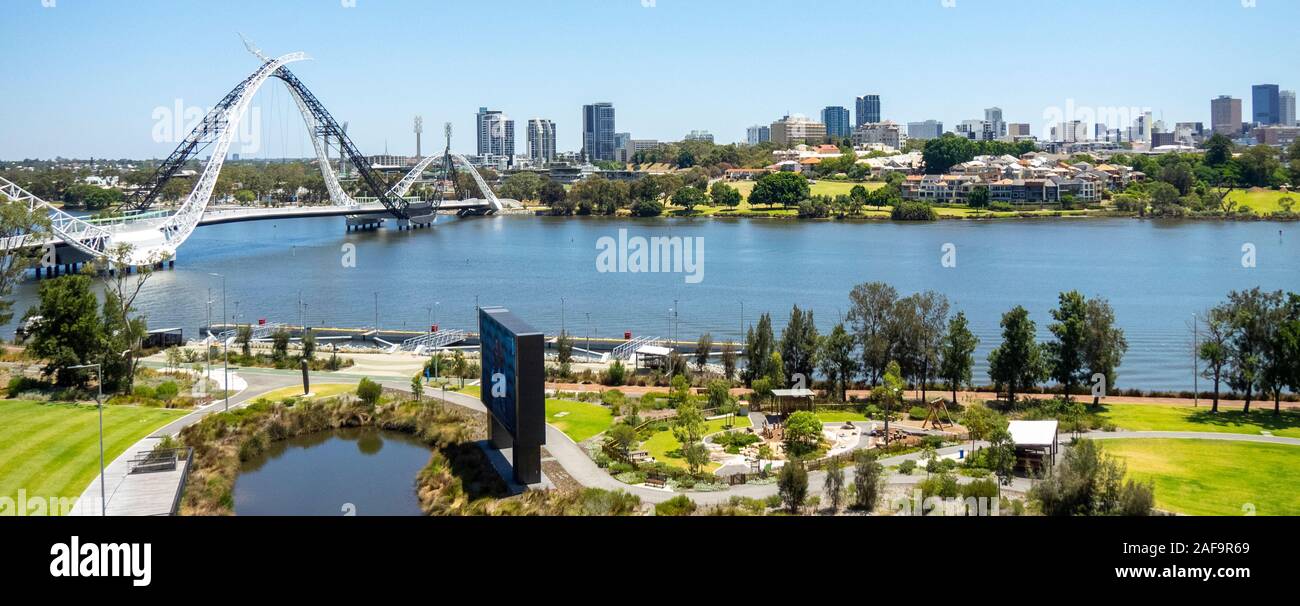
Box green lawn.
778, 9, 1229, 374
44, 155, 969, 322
545, 399, 614, 443
256, 383, 356, 402
643, 415, 752, 471
1097, 403, 1300, 438
815, 410, 869, 423
1224, 188, 1294, 214
0, 400, 187, 510
1101, 438, 1300, 516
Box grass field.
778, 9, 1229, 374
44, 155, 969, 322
643, 415, 752, 471
1101, 438, 1300, 515
1097, 403, 1300, 438
256, 383, 357, 402
815, 410, 869, 423
1224, 188, 1295, 215
0, 400, 187, 508
545, 399, 613, 443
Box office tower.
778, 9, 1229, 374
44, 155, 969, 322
855, 94, 880, 127
1252, 84, 1281, 125
1281, 90, 1296, 126
906, 120, 943, 140
746, 124, 771, 145
582, 102, 616, 162
771, 114, 827, 147
984, 107, 1005, 138
1211, 95, 1243, 135
527, 118, 556, 164
821, 106, 851, 138
476, 107, 515, 157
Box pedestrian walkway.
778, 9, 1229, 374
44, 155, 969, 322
68, 437, 189, 516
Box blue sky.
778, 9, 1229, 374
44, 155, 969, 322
2, 0, 1297, 159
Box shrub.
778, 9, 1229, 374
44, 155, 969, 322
655, 494, 697, 516
356, 378, 382, 407
132, 384, 157, 399
908, 406, 928, 420
897, 459, 917, 475
960, 477, 1000, 500
891, 200, 937, 221
154, 381, 179, 402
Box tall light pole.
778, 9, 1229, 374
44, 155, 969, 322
205, 289, 212, 396
210, 273, 229, 412
739, 299, 744, 343
585, 312, 591, 362
67, 363, 106, 516
373, 292, 379, 333
560, 297, 566, 337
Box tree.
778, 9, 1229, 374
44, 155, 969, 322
709, 181, 742, 208
922, 134, 976, 174
847, 281, 900, 385
606, 423, 637, 460
984, 426, 1017, 487
236, 325, 252, 357
904, 291, 949, 403
1203, 132, 1234, 167
556, 331, 573, 376
1260, 292, 1299, 415
694, 332, 713, 373
671, 399, 708, 475
779, 305, 819, 386
497, 172, 544, 202
671, 186, 708, 213
749, 171, 809, 209
1029, 439, 1154, 516
851, 449, 884, 511
1045, 291, 1089, 404
959, 402, 1005, 453
301, 329, 317, 360
0, 200, 50, 326
1225, 288, 1276, 412
817, 323, 858, 401
720, 341, 737, 381
1062, 298, 1112, 404
823, 457, 845, 513
706, 379, 735, 413
743, 313, 776, 386
271, 327, 290, 362
938, 311, 978, 405
97, 243, 161, 394
540, 179, 573, 215
783, 410, 822, 457
24, 274, 104, 388
987, 305, 1044, 405
570, 175, 629, 215
356, 377, 382, 407
778, 459, 808, 513
629, 197, 664, 217
967, 184, 990, 209
410, 373, 424, 401
1198, 306, 1232, 413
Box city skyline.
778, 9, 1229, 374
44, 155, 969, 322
2, 0, 1299, 160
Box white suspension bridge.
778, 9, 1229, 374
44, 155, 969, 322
0, 39, 517, 276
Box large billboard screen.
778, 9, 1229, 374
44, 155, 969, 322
479, 308, 520, 435
478, 306, 544, 484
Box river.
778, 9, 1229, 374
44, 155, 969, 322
8, 215, 1298, 391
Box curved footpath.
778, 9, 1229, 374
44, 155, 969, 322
83, 364, 1300, 513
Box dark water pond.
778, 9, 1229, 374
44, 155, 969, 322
234, 427, 430, 516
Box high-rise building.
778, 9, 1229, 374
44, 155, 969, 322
1007, 123, 1032, 138
476, 107, 515, 158
746, 125, 771, 145
685, 130, 714, 143
855, 94, 880, 127
526, 118, 556, 164
852, 121, 902, 149
613, 132, 632, 162
1211, 95, 1243, 135
770, 114, 826, 147
1281, 90, 1297, 127
984, 107, 1006, 139
821, 106, 852, 139
906, 120, 943, 140
582, 102, 616, 162
1253, 84, 1281, 125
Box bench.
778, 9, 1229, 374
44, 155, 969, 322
644, 475, 667, 489
128, 449, 181, 474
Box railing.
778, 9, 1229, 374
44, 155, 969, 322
129, 447, 187, 474
610, 335, 666, 362
401, 329, 467, 354
214, 322, 288, 345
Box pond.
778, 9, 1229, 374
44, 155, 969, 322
234, 427, 431, 516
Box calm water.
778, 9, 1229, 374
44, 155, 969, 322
234, 428, 430, 516
9, 215, 1298, 391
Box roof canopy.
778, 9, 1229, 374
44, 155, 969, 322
1007, 420, 1058, 447
771, 388, 816, 398
635, 345, 671, 357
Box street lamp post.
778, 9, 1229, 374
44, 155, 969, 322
210, 273, 229, 412
585, 312, 591, 363
67, 363, 106, 516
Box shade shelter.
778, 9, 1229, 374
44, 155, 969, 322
634, 344, 671, 370
1007, 419, 1059, 473
769, 387, 816, 415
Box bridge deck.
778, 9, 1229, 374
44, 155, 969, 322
68, 436, 188, 516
